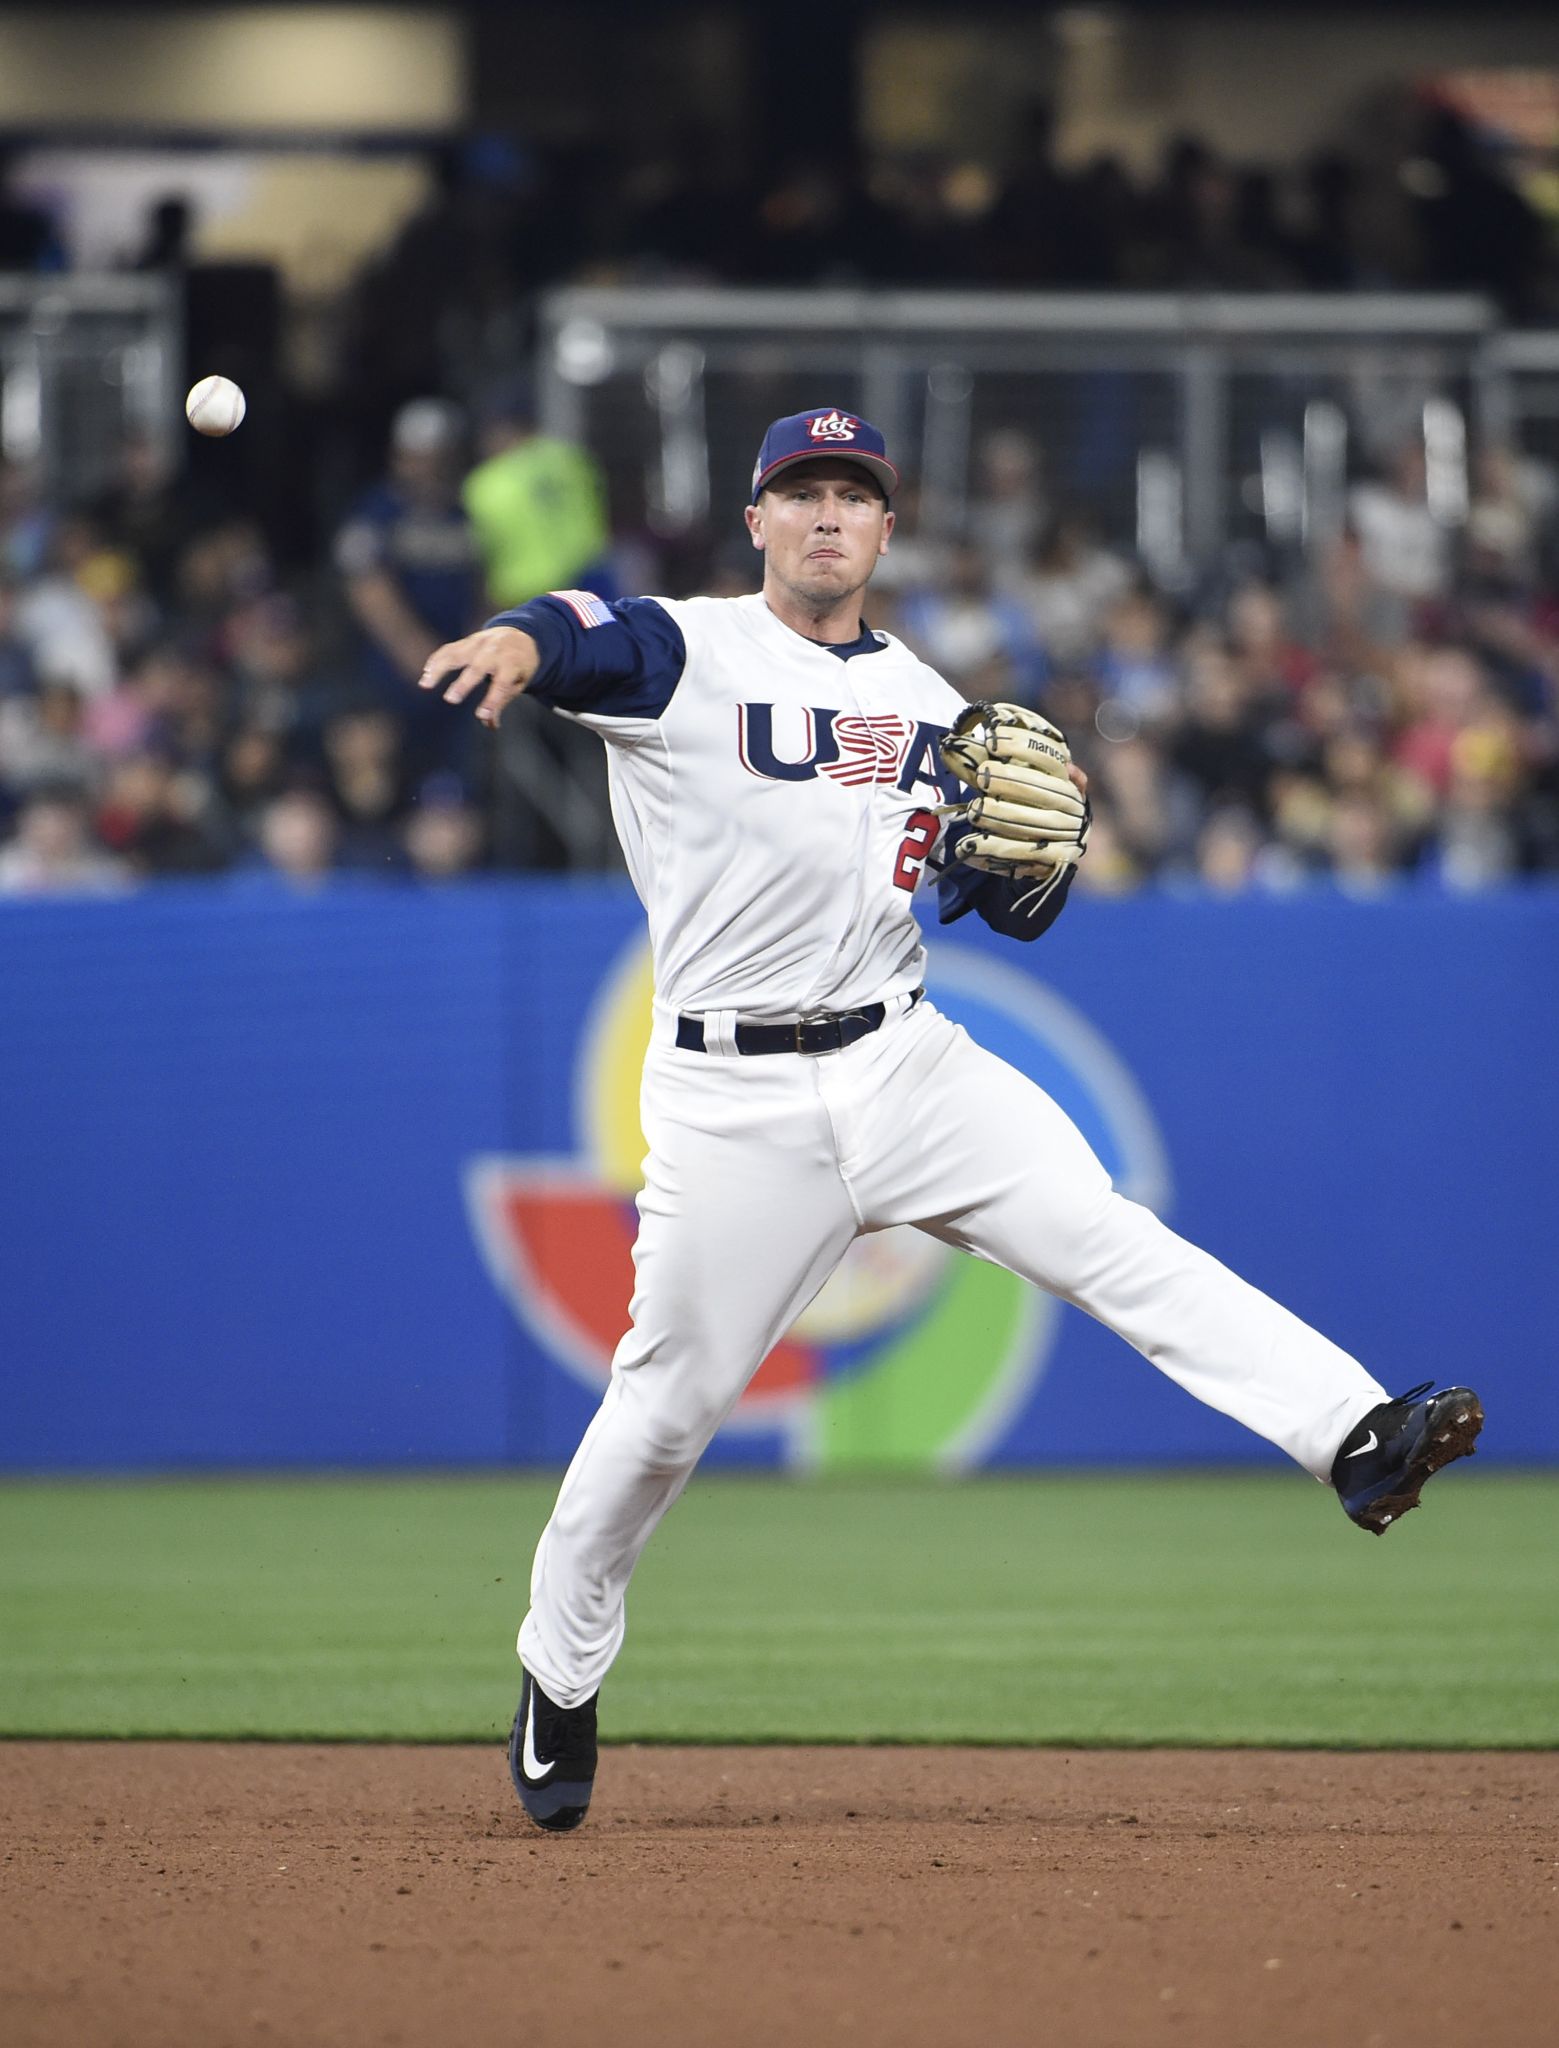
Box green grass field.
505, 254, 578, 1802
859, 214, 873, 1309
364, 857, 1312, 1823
1, 1471, 1554, 1747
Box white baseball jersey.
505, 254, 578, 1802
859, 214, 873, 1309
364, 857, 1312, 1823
497, 584, 1387, 1717
502, 588, 1051, 1017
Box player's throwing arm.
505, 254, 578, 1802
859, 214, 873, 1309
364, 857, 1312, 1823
420, 626, 540, 728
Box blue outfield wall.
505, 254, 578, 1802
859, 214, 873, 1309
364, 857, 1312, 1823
1, 880, 1555, 1473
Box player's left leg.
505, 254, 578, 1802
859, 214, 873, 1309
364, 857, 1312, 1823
518, 1037, 860, 1709
848, 1003, 1386, 1478
510, 1042, 860, 1829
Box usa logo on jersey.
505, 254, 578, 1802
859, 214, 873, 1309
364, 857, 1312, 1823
820, 714, 913, 787
737, 703, 960, 802
807, 411, 859, 443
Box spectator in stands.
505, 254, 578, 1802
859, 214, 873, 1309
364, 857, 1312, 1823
1171, 638, 1277, 814
1193, 805, 1267, 892
0, 459, 52, 581
0, 680, 98, 796
980, 98, 1083, 286
895, 542, 1044, 699
225, 595, 340, 760
336, 399, 483, 764
242, 786, 340, 891
1410, 103, 1547, 317
94, 750, 225, 877
1326, 788, 1403, 891
1291, 152, 1365, 290
1017, 514, 1133, 667
120, 644, 226, 777
0, 569, 39, 699
128, 194, 193, 274
0, 785, 126, 894
1095, 587, 1179, 725
13, 513, 118, 698
404, 778, 485, 880
175, 518, 271, 640
1424, 726, 1526, 889
624, 127, 755, 281
217, 725, 287, 853
322, 707, 410, 874
91, 431, 209, 611
1144, 140, 1280, 290
749, 153, 903, 285
1349, 443, 1451, 613
1267, 769, 1335, 873
1390, 643, 1489, 799
1093, 733, 1198, 874
461, 381, 611, 610
1227, 581, 1316, 698
966, 429, 1048, 582
1464, 442, 1555, 594
1069, 154, 1139, 288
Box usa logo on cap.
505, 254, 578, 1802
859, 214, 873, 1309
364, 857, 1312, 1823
808, 411, 859, 442
751, 407, 899, 502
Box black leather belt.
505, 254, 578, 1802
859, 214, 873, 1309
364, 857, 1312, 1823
676, 987, 923, 1056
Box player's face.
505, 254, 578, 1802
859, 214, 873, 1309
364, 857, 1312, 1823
745, 461, 894, 610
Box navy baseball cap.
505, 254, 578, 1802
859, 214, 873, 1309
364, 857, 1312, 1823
750, 408, 899, 503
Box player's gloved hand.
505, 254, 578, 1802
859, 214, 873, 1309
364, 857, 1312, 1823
938, 702, 1090, 889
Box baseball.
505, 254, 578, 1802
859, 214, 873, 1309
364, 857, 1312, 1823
185, 375, 246, 437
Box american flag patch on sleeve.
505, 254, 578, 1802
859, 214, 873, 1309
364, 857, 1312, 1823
551, 589, 614, 629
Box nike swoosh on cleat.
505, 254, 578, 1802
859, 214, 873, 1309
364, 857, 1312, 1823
521, 1691, 554, 1784
1344, 1430, 1379, 1458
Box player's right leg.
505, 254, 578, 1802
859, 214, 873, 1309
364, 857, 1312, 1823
517, 1033, 858, 1714
852, 1005, 1390, 1481
924, 1057, 1483, 1525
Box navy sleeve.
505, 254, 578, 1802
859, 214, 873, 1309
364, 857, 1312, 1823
935, 827, 1078, 943
490, 594, 686, 719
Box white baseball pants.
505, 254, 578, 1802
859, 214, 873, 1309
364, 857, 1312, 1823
519, 998, 1385, 1707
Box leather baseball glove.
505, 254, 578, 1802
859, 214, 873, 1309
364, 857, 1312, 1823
938, 701, 1089, 895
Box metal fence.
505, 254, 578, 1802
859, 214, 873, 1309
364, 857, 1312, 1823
527, 287, 1559, 863
539, 288, 1559, 570
0, 275, 181, 503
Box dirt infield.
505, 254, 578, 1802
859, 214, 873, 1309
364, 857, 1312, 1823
3, 1745, 1556, 2048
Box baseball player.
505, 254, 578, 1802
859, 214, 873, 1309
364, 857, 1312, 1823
420, 409, 1484, 1833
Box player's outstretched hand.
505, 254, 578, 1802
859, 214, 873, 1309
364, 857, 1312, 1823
419, 625, 541, 729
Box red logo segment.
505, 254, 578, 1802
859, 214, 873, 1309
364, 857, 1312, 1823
818, 714, 915, 788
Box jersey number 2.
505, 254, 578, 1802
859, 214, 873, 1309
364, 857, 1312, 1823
892, 809, 939, 892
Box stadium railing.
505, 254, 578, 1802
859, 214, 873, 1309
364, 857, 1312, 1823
0, 274, 180, 500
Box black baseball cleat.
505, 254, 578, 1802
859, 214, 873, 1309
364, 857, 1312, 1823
508, 1668, 598, 1832
1332, 1380, 1484, 1534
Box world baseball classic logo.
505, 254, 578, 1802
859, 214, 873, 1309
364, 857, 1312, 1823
465, 936, 1171, 1471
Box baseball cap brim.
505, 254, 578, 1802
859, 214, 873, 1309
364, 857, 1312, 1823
751, 448, 899, 502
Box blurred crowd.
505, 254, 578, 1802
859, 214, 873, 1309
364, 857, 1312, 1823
618, 102, 1556, 309
1, 375, 1557, 901
2, 93, 1553, 322
347, 97, 1559, 428
872, 427, 1559, 896
0, 384, 615, 894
